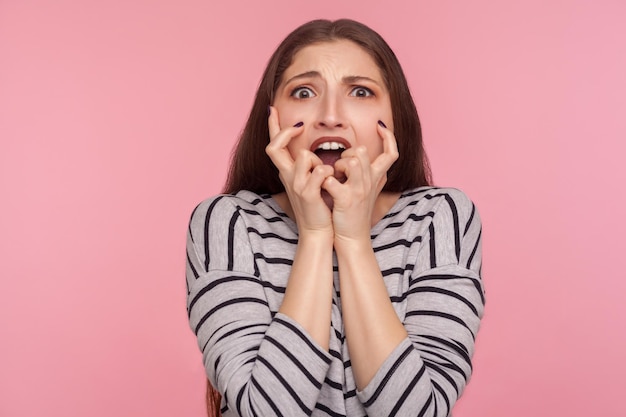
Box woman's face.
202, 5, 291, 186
272, 40, 394, 164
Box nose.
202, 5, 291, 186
315, 93, 345, 129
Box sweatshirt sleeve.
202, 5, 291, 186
357, 188, 485, 417
186, 196, 332, 417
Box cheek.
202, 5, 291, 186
273, 96, 298, 126
274, 103, 311, 158
274, 99, 315, 128
275, 107, 297, 128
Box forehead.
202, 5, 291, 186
283, 40, 383, 81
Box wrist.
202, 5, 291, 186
299, 226, 334, 241
333, 234, 372, 256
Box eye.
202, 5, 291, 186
350, 86, 374, 98
290, 86, 316, 99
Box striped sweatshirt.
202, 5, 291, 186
186, 186, 484, 417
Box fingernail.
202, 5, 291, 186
378, 120, 387, 128
293, 121, 303, 127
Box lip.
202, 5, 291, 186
309, 136, 351, 152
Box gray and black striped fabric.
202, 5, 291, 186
186, 187, 484, 417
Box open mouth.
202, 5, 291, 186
312, 140, 348, 167
312, 140, 349, 183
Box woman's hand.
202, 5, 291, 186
326, 122, 405, 389
266, 107, 335, 234
266, 107, 336, 351
323, 121, 399, 242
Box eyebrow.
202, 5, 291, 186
283, 71, 320, 86
342, 75, 381, 86
282, 71, 382, 87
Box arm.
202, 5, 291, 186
188, 108, 336, 416
333, 235, 408, 388
324, 120, 484, 415
266, 107, 336, 350
278, 229, 334, 350
356, 189, 484, 417
186, 197, 332, 416
324, 121, 405, 389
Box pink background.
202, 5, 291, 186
1, 1, 625, 416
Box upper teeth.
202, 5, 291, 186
316, 141, 346, 151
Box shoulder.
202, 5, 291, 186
190, 191, 269, 220
403, 186, 474, 207
400, 188, 482, 271
188, 191, 288, 232
401, 187, 481, 240
188, 194, 239, 229
398, 187, 477, 217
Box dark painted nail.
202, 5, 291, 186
293, 121, 303, 127
378, 120, 387, 128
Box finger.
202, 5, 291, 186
292, 150, 322, 190
332, 157, 351, 180
339, 146, 357, 158
334, 156, 365, 196
321, 175, 343, 198
266, 109, 303, 171
371, 121, 399, 174
267, 106, 281, 139
268, 107, 304, 146
337, 146, 369, 182
266, 137, 295, 172
303, 164, 334, 198
353, 145, 371, 169
290, 154, 333, 215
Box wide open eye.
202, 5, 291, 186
290, 87, 316, 99
350, 86, 374, 98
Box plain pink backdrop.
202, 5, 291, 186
1, 1, 625, 416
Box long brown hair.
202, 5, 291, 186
206, 378, 221, 417
222, 18, 431, 195
209, 18, 431, 416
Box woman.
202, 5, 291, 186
187, 19, 484, 417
